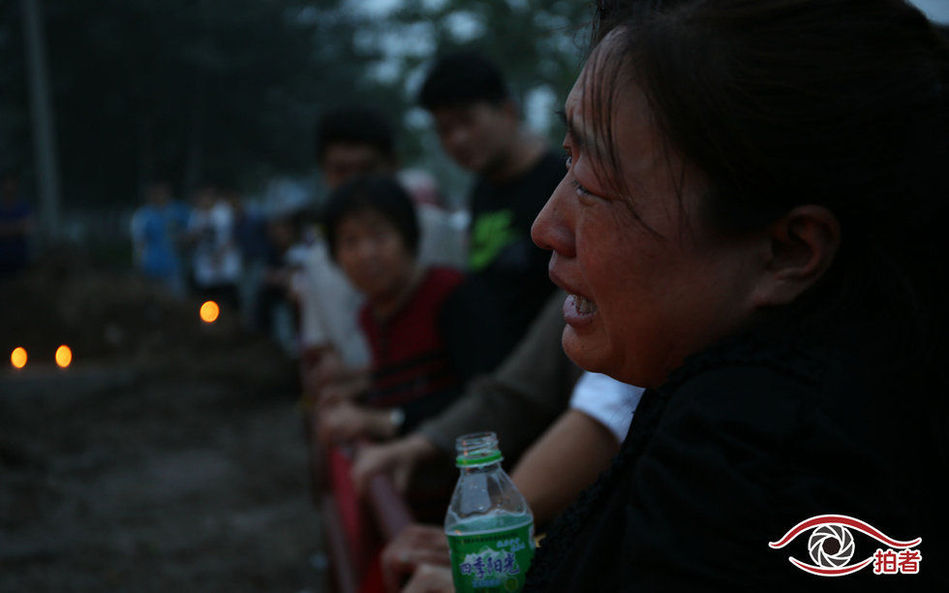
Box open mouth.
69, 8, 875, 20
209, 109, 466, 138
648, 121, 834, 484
562, 293, 598, 328
571, 294, 597, 315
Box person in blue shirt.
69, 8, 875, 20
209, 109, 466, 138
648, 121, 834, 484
130, 181, 190, 296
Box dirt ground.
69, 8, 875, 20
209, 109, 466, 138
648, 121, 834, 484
0, 255, 327, 592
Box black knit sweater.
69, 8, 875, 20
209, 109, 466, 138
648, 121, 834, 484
525, 333, 946, 592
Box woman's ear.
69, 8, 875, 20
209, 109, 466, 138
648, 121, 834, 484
751, 205, 841, 307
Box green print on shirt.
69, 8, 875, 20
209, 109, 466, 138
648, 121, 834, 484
469, 210, 519, 272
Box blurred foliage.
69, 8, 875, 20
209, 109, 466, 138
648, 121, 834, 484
0, 0, 591, 207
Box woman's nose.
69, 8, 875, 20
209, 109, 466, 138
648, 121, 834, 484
531, 177, 575, 257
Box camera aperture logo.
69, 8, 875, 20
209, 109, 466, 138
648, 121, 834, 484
769, 514, 921, 577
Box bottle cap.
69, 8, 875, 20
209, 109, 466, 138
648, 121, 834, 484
455, 431, 503, 467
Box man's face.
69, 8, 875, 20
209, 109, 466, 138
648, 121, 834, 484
431, 102, 516, 175
321, 143, 392, 190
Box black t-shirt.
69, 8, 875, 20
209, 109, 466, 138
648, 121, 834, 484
466, 150, 563, 357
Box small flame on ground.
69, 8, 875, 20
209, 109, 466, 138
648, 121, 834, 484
55, 345, 72, 368
200, 300, 220, 323
11, 347, 27, 369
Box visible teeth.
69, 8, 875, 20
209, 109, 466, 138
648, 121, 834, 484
573, 294, 597, 315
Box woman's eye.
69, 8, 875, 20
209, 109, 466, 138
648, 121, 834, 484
563, 146, 598, 201
572, 179, 593, 199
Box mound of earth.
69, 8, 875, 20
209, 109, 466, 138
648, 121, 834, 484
0, 255, 325, 592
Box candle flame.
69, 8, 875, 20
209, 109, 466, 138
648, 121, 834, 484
11, 347, 27, 369
55, 345, 72, 368
200, 300, 220, 323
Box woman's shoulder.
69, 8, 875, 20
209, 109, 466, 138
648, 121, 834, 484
663, 332, 828, 393
654, 332, 864, 437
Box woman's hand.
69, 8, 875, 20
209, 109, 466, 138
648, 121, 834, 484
316, 400, 396, 445
381, 524, 452, 593
351, 433, 440, 495
318, 375, 370, 407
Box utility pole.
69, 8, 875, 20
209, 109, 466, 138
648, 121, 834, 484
21, 0, 61, 243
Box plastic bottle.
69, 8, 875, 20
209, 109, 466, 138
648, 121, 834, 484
444, 432, 534, 593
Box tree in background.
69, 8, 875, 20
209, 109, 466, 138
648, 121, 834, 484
0, 0, 588, 210
1, 0, 390, 205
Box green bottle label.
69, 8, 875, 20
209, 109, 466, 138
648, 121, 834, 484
447, 520, 534, 593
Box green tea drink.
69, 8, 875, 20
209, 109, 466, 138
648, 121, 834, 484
445, 432, 534, 593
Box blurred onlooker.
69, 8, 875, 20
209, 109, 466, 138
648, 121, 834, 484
0, 171, 35, 279
130, 180, 190, 296
297, 106, 471, 376
418, 50, 561, 356
316, 175, 503, 445
185, 184, 242, 309
227, 183, 307, 354
226, 187, 271, 328
294, 106, 399, 372
319, 107, 399, 191
259, 212, 306, 354
316, 175, 505, 551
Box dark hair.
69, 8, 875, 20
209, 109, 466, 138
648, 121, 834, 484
582, 0, 948, 374
418, 50, 510, 111
323, 175, 420, 262
315, 106, 395, 162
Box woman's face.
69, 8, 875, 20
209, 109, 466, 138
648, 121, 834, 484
531, 51, 762, 388
335, 209, 415, 305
